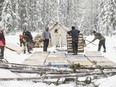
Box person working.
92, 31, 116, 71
0, 28, 5, 60
67, 26, 80, 55
90, 31, 106, 52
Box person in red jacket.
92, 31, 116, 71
0, 29, 5, 59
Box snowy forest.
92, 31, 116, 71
0, 0, 116, 35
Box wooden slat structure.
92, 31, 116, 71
66, 54, 92, 66
67, 33, 84, 53
22, 51, 49, 66
45, 52, 68, 67
85, 51, 116, 66
66, 51, 116, 67
22, 51, 116, 67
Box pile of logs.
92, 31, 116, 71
34, 34, 43, 47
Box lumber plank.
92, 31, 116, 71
22, 51, 49, 65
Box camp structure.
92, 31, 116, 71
49, 22, 70, 47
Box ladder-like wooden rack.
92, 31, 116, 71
67, 33, 84, 53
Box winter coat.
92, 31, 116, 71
92, 33, 105, 42
23, 30, 33, 41
22, 35, 30, 43
0, 31, 5, 46
67, 29, 80, 41
42, 31, 51, 40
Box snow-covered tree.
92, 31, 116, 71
97, 0, 116, 35
0, 0, 4, 21
1, 0, 115, 35
1, 0, 20, 33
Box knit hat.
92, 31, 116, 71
92, 31, 96, 33
19, 34, 23, 39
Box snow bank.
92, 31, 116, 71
0, 69, 19, 78
0, 81, 76, 87
98, 76, 116, 87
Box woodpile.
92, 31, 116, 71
34, 34, 43, 47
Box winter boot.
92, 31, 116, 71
103, 49, 106, 52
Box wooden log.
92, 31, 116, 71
0, 70, 116, 81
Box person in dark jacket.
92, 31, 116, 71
90, 31, 106, 52
19, 34, 31, 54
23, 30, 33, 41
42, 27, 51, 51
0, 29, 5, 59
67, 26, 80, 55
23, 30, 34, 52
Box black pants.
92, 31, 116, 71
72, 40, 78, 54
27, 42, 31, 53
98, 39, 106, 51
0, 46, 5, 59
43, 39, 49, 51
20, 39, 24, 47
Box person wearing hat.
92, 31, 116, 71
90, 31, 106, 52
67, 26, 80, 55
0, 28, 5, 59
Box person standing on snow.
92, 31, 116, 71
67, 26, 80, 55
0, 28, 5, 60
42, 27, 51, 51
23, 30, 33, 42
19, 34, 24, 47
19, 33, 31, 54
90, 31, 106, 52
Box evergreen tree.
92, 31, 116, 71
97, 0, 116, 35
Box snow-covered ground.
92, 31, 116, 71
0, 32, 116, 87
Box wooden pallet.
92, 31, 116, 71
66, 51, 116, 67
66, 53, 92, 66
67, 33, 84, 53
22, 51, 49, 65
22, 51, 116, 67
45, 52, 68, 67
85, 51, 116, 66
